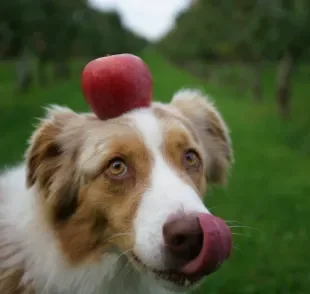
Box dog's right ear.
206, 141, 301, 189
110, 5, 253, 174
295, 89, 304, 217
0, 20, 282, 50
25, 106, 76, 188
25, 106, 84, 221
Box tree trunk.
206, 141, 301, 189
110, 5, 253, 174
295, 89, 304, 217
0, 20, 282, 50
15, 46, 33, 93
53, 61, 70, 81
37, 57, 48, 87
0, 25, 13, 58
276, 52, 294, 119
252, 61, 263, 102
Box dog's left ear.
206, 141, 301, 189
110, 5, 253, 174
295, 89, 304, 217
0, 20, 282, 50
171, 89, 233, 185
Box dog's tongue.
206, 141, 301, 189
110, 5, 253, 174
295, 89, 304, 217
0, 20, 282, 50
181, 213, 232, 277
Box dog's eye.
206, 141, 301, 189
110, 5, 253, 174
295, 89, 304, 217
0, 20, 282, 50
184, 150, 200, 168
106, 158, 128, 178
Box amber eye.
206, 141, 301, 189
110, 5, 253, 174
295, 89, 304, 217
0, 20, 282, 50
106, 158, 128, 178
184, 150, 200, 167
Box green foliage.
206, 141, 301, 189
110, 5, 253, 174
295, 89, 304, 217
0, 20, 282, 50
0, 0, 148, 60
78, 7, 148, 59
0, 51, 309, 293
0, 0, 148, 92
158, 0, 310, 62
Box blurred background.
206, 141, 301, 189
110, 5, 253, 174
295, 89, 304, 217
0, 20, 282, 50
0, 0, 309, 293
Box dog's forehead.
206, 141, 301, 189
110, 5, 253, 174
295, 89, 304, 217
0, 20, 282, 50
79, 105, 195, 168
78, 108, 161, 174
124, 104, 195, 150
126, 108, 163, 150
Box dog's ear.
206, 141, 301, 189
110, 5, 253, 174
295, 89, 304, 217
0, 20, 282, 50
25, 105, 83, 221
171, 89, 233, 185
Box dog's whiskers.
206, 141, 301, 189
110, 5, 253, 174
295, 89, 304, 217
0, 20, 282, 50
103, 232, 134, 244
208, 205, 220, 212
109, 248, 135, 269
232, 242, 244, 256
228, 225, 259, 231
232, 232, 252, 238
115, 255, 135, 280
224, 220, 260, 233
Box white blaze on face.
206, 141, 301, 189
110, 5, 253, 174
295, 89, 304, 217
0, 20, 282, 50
127, 109, 209, 270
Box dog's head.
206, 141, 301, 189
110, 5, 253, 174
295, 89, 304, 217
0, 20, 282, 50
25, 89, 233, 291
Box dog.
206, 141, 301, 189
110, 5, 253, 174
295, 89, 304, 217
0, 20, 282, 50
0, 88, 233, 294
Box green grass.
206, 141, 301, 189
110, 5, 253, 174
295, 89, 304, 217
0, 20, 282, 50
1, 50, 309, 293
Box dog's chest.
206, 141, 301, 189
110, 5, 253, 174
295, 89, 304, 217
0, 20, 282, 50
40, 277, 171, 294
32, 257, 174, 294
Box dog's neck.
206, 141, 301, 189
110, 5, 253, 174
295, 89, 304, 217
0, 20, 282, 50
0, 164, 173, 294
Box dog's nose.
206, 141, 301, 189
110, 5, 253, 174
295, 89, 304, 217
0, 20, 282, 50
163, 213, 232, 278
163, 214, 203, 263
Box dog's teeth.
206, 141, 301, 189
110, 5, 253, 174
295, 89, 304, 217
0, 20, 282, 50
184, 279, 191, 287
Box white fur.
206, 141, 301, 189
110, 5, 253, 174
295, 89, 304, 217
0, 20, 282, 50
129, 109, 209, 291
0, 94, 229, 293
0, 165, 121, 294
0, 110, 202, 294
0, 148, 181, 294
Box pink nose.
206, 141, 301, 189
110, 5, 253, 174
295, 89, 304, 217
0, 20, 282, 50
163, 213, 232, 277
163, 214, 203, 263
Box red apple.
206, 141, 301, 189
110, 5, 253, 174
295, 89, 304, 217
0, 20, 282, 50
81, 54, 153, 120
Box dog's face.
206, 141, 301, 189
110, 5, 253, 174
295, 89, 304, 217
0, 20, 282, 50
25, 89, 233, 292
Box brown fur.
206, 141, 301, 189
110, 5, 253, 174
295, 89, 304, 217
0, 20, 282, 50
0, 90, 232, 292
170, 92, 233, 184
0, 269, 34, 294
25, 108, 153, 266
156, 114, 206, 196
55, 134, 153, 265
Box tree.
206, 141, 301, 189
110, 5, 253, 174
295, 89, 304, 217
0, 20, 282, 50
266, 0, 310, 119
0, 0, 148, 92
158, 0, 310, 118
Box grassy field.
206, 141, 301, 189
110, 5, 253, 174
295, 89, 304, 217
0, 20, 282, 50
1, 51, 309, 293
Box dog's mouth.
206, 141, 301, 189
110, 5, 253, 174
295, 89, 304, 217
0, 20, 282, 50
130, 214, 233, 288
131, 253, 201, 287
